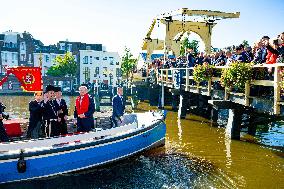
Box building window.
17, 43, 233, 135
116, 61, 119, 65
12, 53, 16, 61
95, 57, 99, 60
4, 53, 7, 62
103, 67, 107, 77
83, 56, 88, 64
21, 54, 25, 61
45, 55, 49, 62
67, 44, 72, 52
90, 56, 92, 64
116, 68, 121, 77
103, 57, 107, 60
60, 44, 65, 50
109, 57, 114, 65
86, 46, 91, 50
21, 42, 25, 50
28, 54, 31, 61
94, 67, 99, 77
83, 67, 90, 83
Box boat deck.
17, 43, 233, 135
0, 112, 163, 156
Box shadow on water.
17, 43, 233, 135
1, 147, 237, 189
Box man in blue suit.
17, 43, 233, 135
112, 87, 125, 127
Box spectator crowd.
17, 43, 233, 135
145, 32, 284, 71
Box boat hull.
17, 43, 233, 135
0, 120, 166, 184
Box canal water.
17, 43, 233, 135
0, 96, 283, 189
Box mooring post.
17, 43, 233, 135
227, 108, 243, 140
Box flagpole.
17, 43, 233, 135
39, 53, 43, 93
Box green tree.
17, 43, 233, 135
242, 40, 250, 48
121, 47, 137, 84
180, 38, 199, 56
45, 65, 62, 77
46, 52, 77, 77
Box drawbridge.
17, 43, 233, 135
142, 8, 240, 64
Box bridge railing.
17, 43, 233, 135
157, 63, 284, 115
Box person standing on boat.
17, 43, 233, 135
74, 84, 95, 132
112, 87, 125, 127
42, 85, 60, 137
54, 87, 68, 135
27, 92, 44, 139
0, 102, 9, 142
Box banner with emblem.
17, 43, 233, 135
6, 67, 42, 92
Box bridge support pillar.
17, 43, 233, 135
227, 108, 243, 140
171, 89, 180, 112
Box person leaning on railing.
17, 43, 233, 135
265, 37, 284, 63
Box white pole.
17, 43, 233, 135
161, 82, 165, 108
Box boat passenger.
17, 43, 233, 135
0, 102, 9, 142
112, 87, 125, 127
27, 92, 44, 139
54, 87, 68, 135
42, 85, 60, 137
74, 84, 95, 132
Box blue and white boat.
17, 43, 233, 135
0, 112, 166, 184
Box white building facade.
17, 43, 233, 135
1, 32, 19, 72
79, 50, 121, 87
1, 51, 18, 68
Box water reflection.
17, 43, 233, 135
224, 136, 232, 168
0, 98, 283, 188
177, 118, 182, 142
2, 150, 237, 189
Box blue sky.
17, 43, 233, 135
0, 0, 283, 56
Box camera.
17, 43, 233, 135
0, 103, 9, 120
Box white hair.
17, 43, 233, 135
79, 86, 88, 91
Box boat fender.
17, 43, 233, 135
17, 149, 26, 173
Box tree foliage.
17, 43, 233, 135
121, 47, 137, 83
242, 40, 250, 48
46, 52, 77, 77
180, 38, 199, 56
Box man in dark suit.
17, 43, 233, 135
42, 85, 60, 137
112, 87, 125, 127
74, 84, 95, 132
0, 102, 9, 142
55, 87, 68, 135
27, 92, 43, 139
